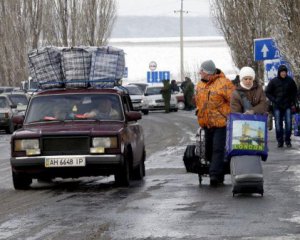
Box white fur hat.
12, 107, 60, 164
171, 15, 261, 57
239, 66, 255, 80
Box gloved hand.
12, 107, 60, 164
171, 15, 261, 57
244, 110, 254, 115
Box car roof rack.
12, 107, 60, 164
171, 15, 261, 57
34, 79, 130, 95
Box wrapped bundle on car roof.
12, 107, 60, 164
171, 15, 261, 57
27, 46, 125, 90
28, 47, 64, 89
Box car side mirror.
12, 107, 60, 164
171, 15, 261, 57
12, 115, 24, 129
10, 104, 17, 109
126, 111, 142, 121
144, 93, 148, 96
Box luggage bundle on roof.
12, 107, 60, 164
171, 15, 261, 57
28, 46, 125, 90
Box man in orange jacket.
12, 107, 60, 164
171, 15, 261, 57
196, 60, 235, 186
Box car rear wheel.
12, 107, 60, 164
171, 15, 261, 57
12, 171, 32, 190
141, 110, 149, 115
115, 157, 130, 187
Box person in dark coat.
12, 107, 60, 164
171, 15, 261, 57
170, 79, 180, 93
184, 77, 194, 110
161, 79, 171, 113
265, 65, 298, 148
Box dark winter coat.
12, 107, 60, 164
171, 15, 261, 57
170, 82, 180, 93
265, 65, 298, 110
230, 81, 268, 114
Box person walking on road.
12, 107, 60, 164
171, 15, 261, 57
230, 66, 268, 115
265, 65, 298, 148
184, 77, 195, 110
161, 79, 171, 113
195, 60, 235, 186
170, 79, 180, 93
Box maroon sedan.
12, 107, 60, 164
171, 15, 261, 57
10, 88, 145, 189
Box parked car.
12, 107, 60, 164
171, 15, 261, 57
10, 88, 146, 189
0, 94, 17, 133
141, 85, 178, 114
124, 84, 148, 112
128, 83, 148, 93
0, 86, 14, 94
4, 92, 29, 115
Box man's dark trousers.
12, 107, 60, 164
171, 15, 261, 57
204, 127, 226, 180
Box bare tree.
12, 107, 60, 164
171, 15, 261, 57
210, 0, 273, 82
0, 0, 117, 87
269, 0, 300, 83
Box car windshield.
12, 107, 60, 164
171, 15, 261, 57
145, 87, 162, 95
25, 93, 124, 123
0, 97, 9, 108
125, 86, 143, 95
8, 95, 28, 105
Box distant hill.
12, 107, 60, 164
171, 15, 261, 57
111, 16, 220, 38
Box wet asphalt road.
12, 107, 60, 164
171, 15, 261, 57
0, 110, 300, 240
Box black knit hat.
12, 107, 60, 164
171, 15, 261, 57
278, 64, 288, 74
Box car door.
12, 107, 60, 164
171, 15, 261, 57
122, 95, 144, 167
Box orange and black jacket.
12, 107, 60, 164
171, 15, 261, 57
196, 70, 235, 128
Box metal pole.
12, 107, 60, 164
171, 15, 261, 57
180, 0, 184, 82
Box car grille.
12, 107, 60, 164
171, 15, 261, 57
155, 99, 164, 103
42, 136, 90, 155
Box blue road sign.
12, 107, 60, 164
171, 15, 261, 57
147, 71, 170, 83
264, 59, 293, 82
254, 38, 281, 61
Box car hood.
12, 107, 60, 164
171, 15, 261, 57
13, 121, 125, 138
129, 95, 143, 100
144, 94, 177, 101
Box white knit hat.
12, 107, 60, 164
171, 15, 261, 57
239, 66, 255, 80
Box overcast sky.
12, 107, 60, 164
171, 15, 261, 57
116, 0, 210, 17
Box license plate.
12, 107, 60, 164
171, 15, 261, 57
45, 156, 86, 168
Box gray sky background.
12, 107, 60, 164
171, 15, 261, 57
116, 0, 210, 17
113, 0, 218, 38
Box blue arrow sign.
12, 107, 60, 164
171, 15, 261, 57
254, 38, 281, 61
147, 71, 170, 83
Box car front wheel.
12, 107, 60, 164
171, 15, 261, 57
115, 157, 130, 187
141, 110, 149, 115
12, 171, 32, 190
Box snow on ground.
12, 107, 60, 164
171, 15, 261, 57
109, 37, 238, 84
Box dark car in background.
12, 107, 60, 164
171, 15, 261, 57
124, 84, 148, 112
4, 93, 29, 115
0, 94, 19, 133
10, 88, 146, 189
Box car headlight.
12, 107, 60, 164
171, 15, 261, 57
14, 139, 40, 156
90, 137, 118, 153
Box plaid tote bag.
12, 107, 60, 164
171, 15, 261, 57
62, 47, 92, 88
28, 47, 64, 89
89, 46, 125, 88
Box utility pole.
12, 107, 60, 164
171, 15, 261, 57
175, 0, 188, 82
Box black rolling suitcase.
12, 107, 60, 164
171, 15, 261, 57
230, 155, 264, 196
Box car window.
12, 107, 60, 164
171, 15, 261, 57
145, 87, 162, 95
8, 95, 28, 105
0, 97, 9, 108
125, 86, 143, 95
25, 93, 124, 123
